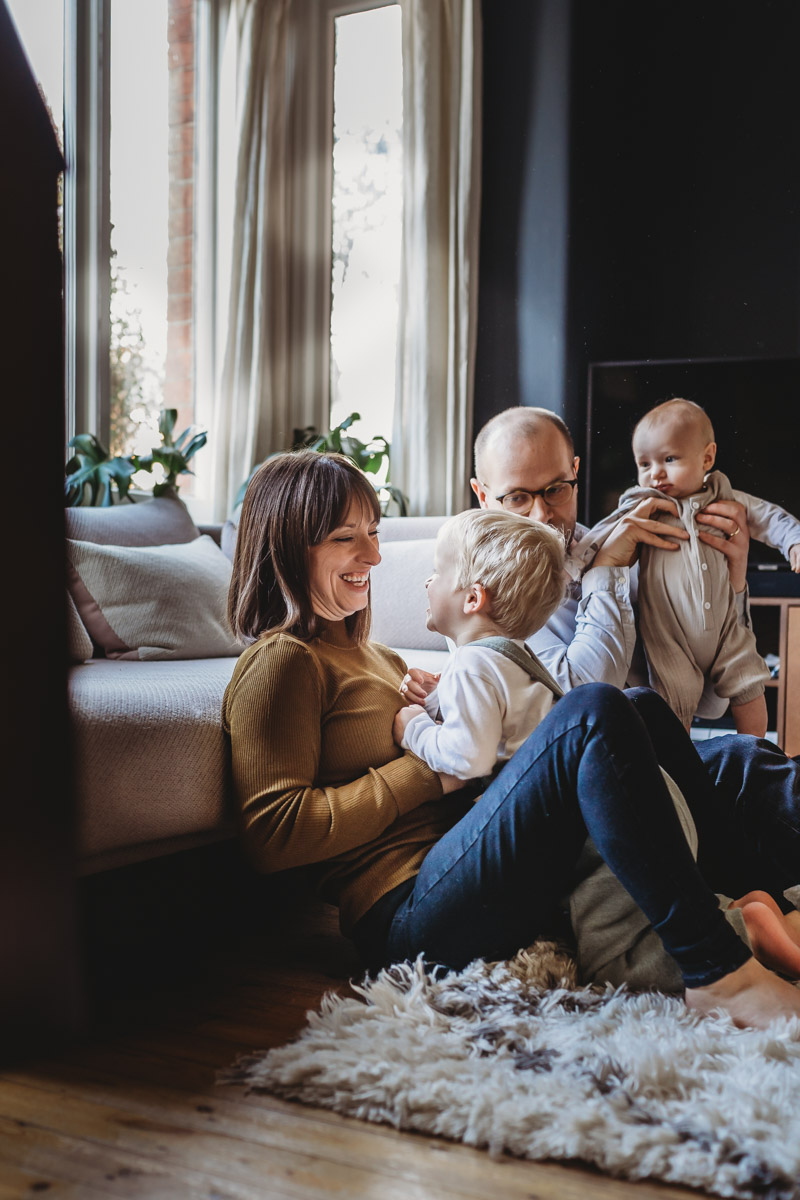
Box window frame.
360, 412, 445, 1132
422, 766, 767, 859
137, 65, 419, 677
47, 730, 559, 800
64, 0, 111, 448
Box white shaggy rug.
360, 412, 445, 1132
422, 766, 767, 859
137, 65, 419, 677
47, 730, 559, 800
219, 944, 800, 1200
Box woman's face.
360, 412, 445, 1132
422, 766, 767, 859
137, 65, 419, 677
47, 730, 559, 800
308, 500, 381, 622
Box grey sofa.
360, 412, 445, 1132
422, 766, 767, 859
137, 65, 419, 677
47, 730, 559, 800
66, 498, 449, 875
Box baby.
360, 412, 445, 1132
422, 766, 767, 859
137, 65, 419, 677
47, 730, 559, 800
394, 506, 800, 988
391, 508, 566, 781
570, 398, 800, 735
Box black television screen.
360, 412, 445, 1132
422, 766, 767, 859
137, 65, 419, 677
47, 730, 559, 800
585, 356, 800, 569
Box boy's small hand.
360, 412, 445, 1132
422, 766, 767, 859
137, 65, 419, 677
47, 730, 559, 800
393, 703, 425, 744
790, 544, 800, 573
400, 668, 440, 705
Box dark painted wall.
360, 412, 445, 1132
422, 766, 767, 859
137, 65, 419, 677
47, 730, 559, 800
474, 0, 571, 447
475, 0, 800, 458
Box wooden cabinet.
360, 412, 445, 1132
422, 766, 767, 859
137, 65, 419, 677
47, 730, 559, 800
750, 597, 800, 757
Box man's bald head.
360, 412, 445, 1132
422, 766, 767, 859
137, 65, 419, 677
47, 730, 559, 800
474, 407, 575, 481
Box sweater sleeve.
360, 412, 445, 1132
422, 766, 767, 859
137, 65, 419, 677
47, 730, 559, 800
402, 662, 505, 779
223, 638, 443, 873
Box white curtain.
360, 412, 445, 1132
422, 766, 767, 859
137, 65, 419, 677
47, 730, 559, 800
392, 0, 482, 516
196, 0, 481, 521
195, 0, 329, 521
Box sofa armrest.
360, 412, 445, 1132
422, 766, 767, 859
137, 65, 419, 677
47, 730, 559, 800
198, 523, 223, 546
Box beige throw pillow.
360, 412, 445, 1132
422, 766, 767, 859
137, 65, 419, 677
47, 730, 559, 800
64, 495, 200, 547
66, 535, 243, 661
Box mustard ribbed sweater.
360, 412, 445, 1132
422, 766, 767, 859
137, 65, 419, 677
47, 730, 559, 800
221, 622, 465, 933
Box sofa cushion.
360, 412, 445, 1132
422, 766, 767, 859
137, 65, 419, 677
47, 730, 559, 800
69, 657, 238, 864
64, 495, 200, 546
66, 535, 243, 661
370, 537, 447, 653
378, 515, 448, 543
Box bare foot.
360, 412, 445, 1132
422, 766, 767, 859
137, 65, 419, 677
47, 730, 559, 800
732, 889, 791, 921
732, 890, 800, 953
785, 910, 800, 943
738, 902, 800, 979
685, 956, 800, 1029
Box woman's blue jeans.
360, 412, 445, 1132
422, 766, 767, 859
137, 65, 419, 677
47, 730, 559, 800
367, 684, 755, 988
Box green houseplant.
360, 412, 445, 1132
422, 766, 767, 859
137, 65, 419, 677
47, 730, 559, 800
65, 409, 207, 506
234, 412, 408, 515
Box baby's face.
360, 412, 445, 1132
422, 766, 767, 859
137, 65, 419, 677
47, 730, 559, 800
632, 416, 715, 499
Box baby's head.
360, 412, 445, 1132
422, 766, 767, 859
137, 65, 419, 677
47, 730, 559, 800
426, 509, 566, 644
632, 398, 717, 499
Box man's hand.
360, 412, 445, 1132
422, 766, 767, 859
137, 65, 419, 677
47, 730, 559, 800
393, 703, 425, 745
695, 499, 750, 593
790, 544, 800, 573
400, 668, 440, 705
592, 495, 687, 569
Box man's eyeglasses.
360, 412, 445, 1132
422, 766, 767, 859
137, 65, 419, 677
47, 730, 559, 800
487, 478, 578, 515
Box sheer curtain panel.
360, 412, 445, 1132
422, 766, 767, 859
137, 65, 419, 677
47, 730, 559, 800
196, 0, 330, 521
393, 0, 482, 515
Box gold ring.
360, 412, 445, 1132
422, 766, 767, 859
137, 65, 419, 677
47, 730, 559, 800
729, 525, 740, 540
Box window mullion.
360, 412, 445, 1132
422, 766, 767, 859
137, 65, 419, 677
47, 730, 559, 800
64, 0, 110, 447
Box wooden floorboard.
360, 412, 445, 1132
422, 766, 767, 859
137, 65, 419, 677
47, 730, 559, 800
0, 852, 703, 1199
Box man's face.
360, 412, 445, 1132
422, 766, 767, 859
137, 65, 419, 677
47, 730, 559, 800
471, 423, 580, 544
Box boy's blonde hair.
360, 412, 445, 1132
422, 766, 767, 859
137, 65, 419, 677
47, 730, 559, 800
439, 509, 566, 640
633, 397, 715, 448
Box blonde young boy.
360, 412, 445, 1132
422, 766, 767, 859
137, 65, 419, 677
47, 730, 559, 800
570, 398, 800, 736
391, 509, 566, 781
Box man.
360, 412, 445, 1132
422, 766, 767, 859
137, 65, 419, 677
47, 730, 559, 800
470, 406, 750, 706
468, 406, 800, 978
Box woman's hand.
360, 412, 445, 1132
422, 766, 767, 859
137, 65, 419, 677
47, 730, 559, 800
400, 668, 440, 704
696, 499, 750, 592
592, 495, 687, 569
790, 544, 800, 573
436, 771, 465, 794
393, 703, 425, 744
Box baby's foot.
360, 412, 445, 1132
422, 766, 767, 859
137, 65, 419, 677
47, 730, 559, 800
685, 956, 800, 1029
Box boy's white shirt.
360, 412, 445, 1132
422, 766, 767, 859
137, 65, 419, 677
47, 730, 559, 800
401, 641, 557, 780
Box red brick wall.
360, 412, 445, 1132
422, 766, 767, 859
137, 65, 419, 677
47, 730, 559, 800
166, 0, 195, 446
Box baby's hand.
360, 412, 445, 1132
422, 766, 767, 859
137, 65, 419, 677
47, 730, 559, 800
400, 668, 440, 705
790, 544, 800, 573
393, 703, 425, 745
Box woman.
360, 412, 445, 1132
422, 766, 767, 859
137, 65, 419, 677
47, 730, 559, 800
222, 450, 800, 1029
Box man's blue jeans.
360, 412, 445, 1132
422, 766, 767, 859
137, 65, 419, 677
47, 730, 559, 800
368, 684, 755, 988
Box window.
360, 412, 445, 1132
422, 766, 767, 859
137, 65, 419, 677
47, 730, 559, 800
10, 0, 199, 493
109, 0, 173, 463
329, 4, 402, 455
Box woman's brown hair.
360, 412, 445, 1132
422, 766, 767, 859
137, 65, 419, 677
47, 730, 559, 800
228, 450, 381, 644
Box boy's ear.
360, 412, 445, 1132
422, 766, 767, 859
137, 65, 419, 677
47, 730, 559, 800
703, 441, 717, 472
463, 582, 489, 614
